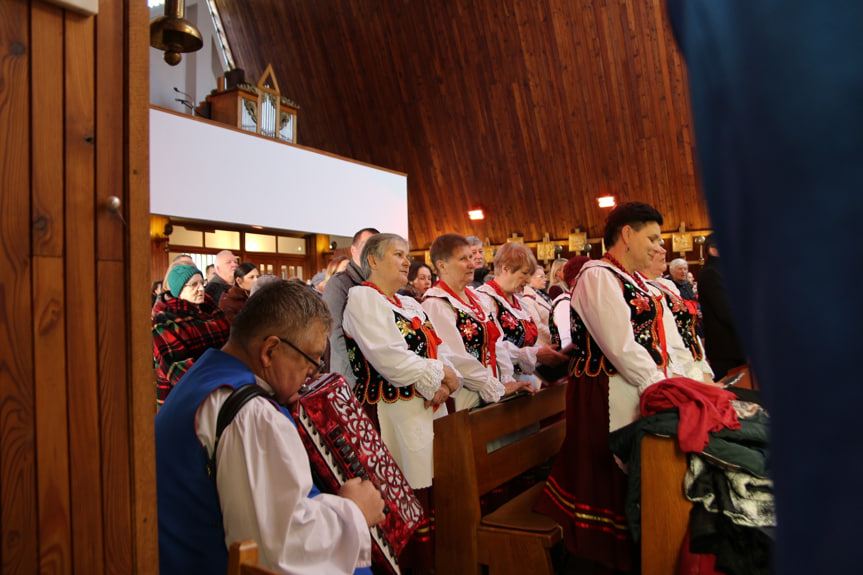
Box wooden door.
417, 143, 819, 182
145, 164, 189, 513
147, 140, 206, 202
0, 0, 156, 573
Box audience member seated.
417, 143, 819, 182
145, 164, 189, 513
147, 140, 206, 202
155, 280, 385, 575
397, 261, 433, 300
465, 235, 489, 288
342, 233, 460, 570
522, 264, 554, 346
534, 202, 703, 572
546, 257, 569, 299
153, 265, 231, 405
422, 234, 533, 411
476, 243, 567, 386
205, 250, 239, 305
219, 262, 260, 322
323, 228, 379, 387
668, 258, 697, 301
152, 254, 195, 318
697, 234, 747, 380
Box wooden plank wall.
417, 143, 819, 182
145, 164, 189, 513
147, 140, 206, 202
214, 0, 708, 251
0, 0, 157, 573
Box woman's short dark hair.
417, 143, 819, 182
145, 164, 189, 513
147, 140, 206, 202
429, 234, 470, 274
234, 262, 258, 283
603, 201, 664, 247
407, 261, 432, 282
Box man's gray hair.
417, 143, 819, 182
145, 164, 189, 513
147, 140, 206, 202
465, 235, 483, 247
669, 258, 688, 271
360, 233, 409, 278
231, 280, 332, 347
250, 274, 280, 296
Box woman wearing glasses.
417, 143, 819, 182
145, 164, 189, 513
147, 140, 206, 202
153, 265, 231, 405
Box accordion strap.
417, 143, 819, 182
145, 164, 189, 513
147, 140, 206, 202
206, 384, 276, 482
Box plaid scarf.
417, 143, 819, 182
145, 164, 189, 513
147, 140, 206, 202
153, 295, 231, 405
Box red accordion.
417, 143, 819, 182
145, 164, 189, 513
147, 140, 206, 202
291, 373, 424, 575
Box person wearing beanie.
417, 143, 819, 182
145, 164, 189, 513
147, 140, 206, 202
153, 265, 231, 405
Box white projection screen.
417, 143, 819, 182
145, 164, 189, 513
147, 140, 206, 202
150, 108, 408, 239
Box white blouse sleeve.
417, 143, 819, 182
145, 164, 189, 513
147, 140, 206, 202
573, 267, 667, 393
198, 391, 372, 575
553, 298, 572, 349
343, 287, 444, 401
522, 294, 552, 347
422, 296, 505, 403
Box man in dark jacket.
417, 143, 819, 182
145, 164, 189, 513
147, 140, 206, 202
697, 235, 745, 380
204, 249, 238, 305
322, 227, 379, 386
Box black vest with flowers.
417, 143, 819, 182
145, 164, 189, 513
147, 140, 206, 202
347, 311, 437, 404
453, 307, 496, 369
659, 286, 703, 361
483, 294, 536, 350
569, 267, 666, 377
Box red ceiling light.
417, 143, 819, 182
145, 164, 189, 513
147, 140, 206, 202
597, 196, 616, 208
468, 208, 485, 220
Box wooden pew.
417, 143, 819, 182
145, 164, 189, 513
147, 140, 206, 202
227, 540, 280, 575
433, 383, 567, 575
640, 435, 692, 575
640, 366, 757, 574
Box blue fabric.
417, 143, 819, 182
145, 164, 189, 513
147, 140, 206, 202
156, 349, 326, 575
665, 2, 863, 573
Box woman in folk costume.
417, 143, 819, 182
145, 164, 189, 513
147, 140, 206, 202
422, 234, 534, 411
641, 247, 714, 381
521, 264, 554, 346
476, 242, 568, 387
534, 202, 704, 572
342, 233, 461, 572
548, 256, 592, 351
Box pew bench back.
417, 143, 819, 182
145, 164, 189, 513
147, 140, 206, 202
433, 383, 567, 574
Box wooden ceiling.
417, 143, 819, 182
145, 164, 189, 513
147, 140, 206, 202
213, 0, 709, 250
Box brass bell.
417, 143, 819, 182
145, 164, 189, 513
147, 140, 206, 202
150, 0, 203, 66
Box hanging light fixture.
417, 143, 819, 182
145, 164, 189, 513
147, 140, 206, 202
150, 0, 203, 66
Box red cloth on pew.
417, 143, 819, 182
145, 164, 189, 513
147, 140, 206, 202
640, 377, 740, 452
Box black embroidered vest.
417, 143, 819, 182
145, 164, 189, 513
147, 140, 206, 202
660, 288, 703, 360
347, 311, 436, 404
569, 267, 666, 377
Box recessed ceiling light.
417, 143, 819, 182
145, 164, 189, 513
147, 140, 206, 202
597, 196, 616, 208
468, 209, 484, 220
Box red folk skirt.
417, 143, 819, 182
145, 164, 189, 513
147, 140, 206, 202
533, 372, 634, 572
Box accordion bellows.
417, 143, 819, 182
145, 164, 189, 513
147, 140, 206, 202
291, 373, 424, 575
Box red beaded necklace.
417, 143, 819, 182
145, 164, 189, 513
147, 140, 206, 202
486, 279, 521, 310
434, 280, 486, 321
362, 281, 402, 308
602, 253, 649, 293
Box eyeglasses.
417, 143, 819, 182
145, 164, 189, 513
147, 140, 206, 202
277, 337, 325, 375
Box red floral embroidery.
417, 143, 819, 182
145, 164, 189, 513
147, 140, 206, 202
459, 320, 479, 339
630, 293, 652, 315
501, 313, 519, 330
